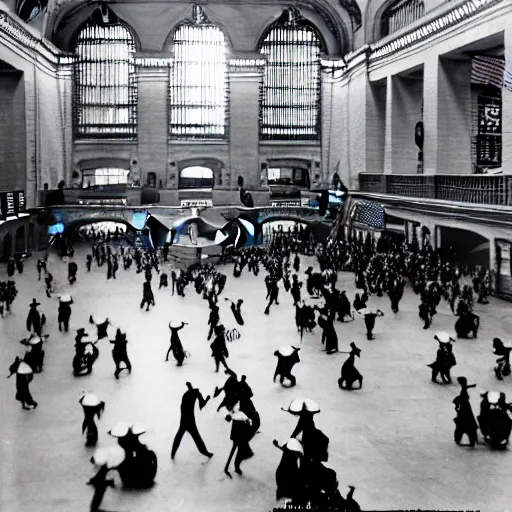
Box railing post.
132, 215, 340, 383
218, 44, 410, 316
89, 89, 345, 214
382, 174, 389, 194
433, 175, 438, 200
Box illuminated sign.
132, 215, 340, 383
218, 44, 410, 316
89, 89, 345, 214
0, 191, 26, 221
78, 198, 127, 205
180, 200, 213, 207
271, 201, 301, 207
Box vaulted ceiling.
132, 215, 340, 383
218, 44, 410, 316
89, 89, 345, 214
8, 0, 370, 54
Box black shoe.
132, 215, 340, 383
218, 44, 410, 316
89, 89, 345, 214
234, 467, 242, 475
205, 452, 213, 458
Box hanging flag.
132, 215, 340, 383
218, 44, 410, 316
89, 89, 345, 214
352, 200, 385, 229
504, 52, 512, 92
470, 56, 505, 89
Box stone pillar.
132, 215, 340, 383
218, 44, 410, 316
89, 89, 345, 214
57, 62, 74, 186
502, 28, 512, 174
136, 61, 170, 188
489, 236, 496, 273
228, 58, 265, 189
366, 80, 386, 174
321, 75, 334, 186
437, 58, 472, 174
391, 76, 423, 174
423, 54, 439, 175
383, 75, 394, 174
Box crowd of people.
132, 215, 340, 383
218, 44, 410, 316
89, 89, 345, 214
4, 216, 512, 511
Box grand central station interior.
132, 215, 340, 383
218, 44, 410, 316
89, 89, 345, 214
1, 0, 512, 511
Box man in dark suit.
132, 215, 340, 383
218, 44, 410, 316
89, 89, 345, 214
171, 382, 213, 460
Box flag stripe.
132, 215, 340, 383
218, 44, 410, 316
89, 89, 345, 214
471, 56, 505, 88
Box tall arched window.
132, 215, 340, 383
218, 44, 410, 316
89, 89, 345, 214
259, 8, 323, 141
73, 8, 137, 139
169, 5, 228, 139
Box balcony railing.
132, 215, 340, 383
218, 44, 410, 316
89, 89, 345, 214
358, 173, 512, 206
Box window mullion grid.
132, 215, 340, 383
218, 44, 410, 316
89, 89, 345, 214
169, 24, 227, 140
260, 25, 320, 141
74, 22, 136, 139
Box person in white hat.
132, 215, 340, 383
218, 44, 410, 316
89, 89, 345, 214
224, 411, 253, 477
14, 362, 37, 410
58, 296, 73, 332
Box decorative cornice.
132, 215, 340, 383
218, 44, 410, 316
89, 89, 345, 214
369, 0, 504, 61
321, 57, 347, 70
228, 57, 266, 74
0, 9, 71, 69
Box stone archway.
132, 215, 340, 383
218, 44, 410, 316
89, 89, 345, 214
177, 158, 225, 188
1, 232, 13, 261
438, 226, 490, 268
15, 225, 26, 253
179, 166, 214, 189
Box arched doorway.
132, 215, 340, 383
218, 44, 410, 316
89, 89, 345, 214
179, 166, 214, 189
68, 220, 132, 243
15, 226, 26, 253
1, 233, 13, 261
438, 226, 490, 268
28, 224, 35, 251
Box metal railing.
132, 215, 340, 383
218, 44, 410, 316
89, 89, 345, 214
358, 173, 512, 206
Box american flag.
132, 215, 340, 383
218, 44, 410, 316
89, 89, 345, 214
471, 56, 505, 89
352, 200, 385, 229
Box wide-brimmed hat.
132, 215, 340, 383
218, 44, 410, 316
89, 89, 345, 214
80, 393, 102, 407
30, 299, 40, 307
16, 362, 33, 375
457, 377, 476, 389
434, 331, 455, 344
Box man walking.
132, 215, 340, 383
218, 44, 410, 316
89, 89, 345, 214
171, 382, 213, 460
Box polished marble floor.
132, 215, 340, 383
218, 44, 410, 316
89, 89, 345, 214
1, 246, 512, 512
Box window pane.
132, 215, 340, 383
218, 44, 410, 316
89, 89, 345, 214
259, 20, 321, 141
74, 21, 138, 139
169, 24, 228, 139
82, 168, 129, 188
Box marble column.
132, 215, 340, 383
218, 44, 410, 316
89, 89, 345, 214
136, 62, 169, 187
228, 58, 265, 189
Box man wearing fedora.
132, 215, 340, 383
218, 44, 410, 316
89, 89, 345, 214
26, 298, 45, 336
453, 376, 478, 447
